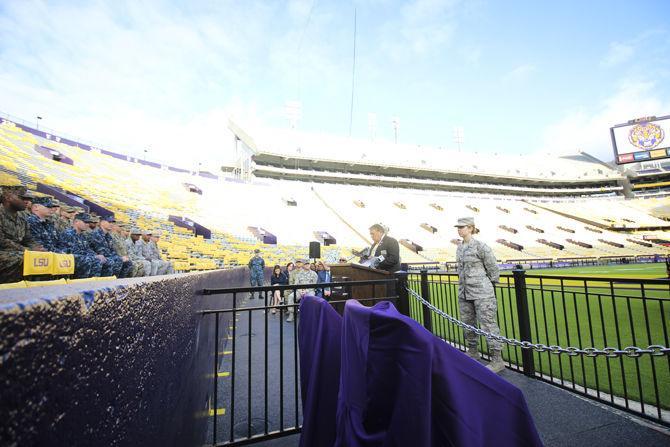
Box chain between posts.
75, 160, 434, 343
406, 287, 670, 358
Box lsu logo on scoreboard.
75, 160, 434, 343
33, 258, 50, 267
628, 122, 665, 150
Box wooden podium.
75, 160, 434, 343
328, 263, 392, 309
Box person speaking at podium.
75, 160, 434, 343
359, 223, 401, 272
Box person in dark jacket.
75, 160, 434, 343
363, 223, 401, 272
270, 264, 287, 314
315, 261, 332, 299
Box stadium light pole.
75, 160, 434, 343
36, 116, 42, 130
392, 117, 400, 144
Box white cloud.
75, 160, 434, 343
540, 80, 670, 161
601, 42, 634, 67
502, 64, 536, 83
0, 1, 290, 169
378, 0, 462, 61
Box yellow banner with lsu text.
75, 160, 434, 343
53, 253, 75, 275
23, 251, 54, 276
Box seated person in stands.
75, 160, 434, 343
18, 189, 36, 219
88, 216, 134, 278
87, 215, 99, 231
315, 261, 331, 299
25, 196, 61, 251
150, 231, 174, 275
128, 228, 152, 276
60, 213, 104, 278
0, 185, 44, 283
110, 223, 145, 277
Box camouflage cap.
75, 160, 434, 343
1, 185, 27, 195
74, 212, 94, 223
62, 205, 77, 213
89, 215, 100, 223
32, 196, 58, 208
130, 227, 142, 235
20, 189, 37, 199
51, 199, 62, 207
142, 229, 152, 236
454, 217, 475, 227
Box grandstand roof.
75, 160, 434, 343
229, 119, 623, 185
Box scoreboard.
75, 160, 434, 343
610, 115, 670, 165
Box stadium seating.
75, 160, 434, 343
1, 116, 669, 276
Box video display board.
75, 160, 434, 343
610, 115, 670, 164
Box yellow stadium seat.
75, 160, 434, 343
0, 281, 27, 290
23, 251, 54, 276
25, 278, 67, 287
52, 253, 75, 275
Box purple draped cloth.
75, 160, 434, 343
298, 296, 343, 447
298, 297, 542, 447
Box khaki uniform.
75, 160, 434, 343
456, 238, 502, 351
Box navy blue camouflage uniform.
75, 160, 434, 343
25, 214, 61, 252
248, 253, 265, 299
60, 228, 103, 278
87, 228, 133, 277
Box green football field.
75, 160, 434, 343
408, 263, 670, 414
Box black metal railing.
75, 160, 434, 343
199, 278, 400, 446
406, 269, 670, 426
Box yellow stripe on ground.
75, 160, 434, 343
194, 407, 226, 418
209, 408, 226, 416
218, 351, 233, 355
205, 371, 231, 379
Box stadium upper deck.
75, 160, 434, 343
230, 119, 627, 196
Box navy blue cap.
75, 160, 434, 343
101, 215, 116, 223
32, 196, 57, 207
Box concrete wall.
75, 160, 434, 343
0, 268, 256, 447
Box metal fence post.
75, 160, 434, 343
420, 270, 433, 333
395, 271, 410, 317
513, 268, 535, 377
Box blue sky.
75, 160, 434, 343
1, 0, 670, 168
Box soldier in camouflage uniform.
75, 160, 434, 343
247, 249, 265, 299
455, 217, 504, 373
127, 228, 151, 276
140, 231, 171, 276
60, 213, 103, 278
87, 215, 133, 278
25, 196, 62, 251
57, 205, 77, 232
18, 189, 36, 220
286, 259, 318, 322
47, 200, 68, 233
110, 223, 144, 277
150, 232, 174, 274
0, 185, 45, 283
